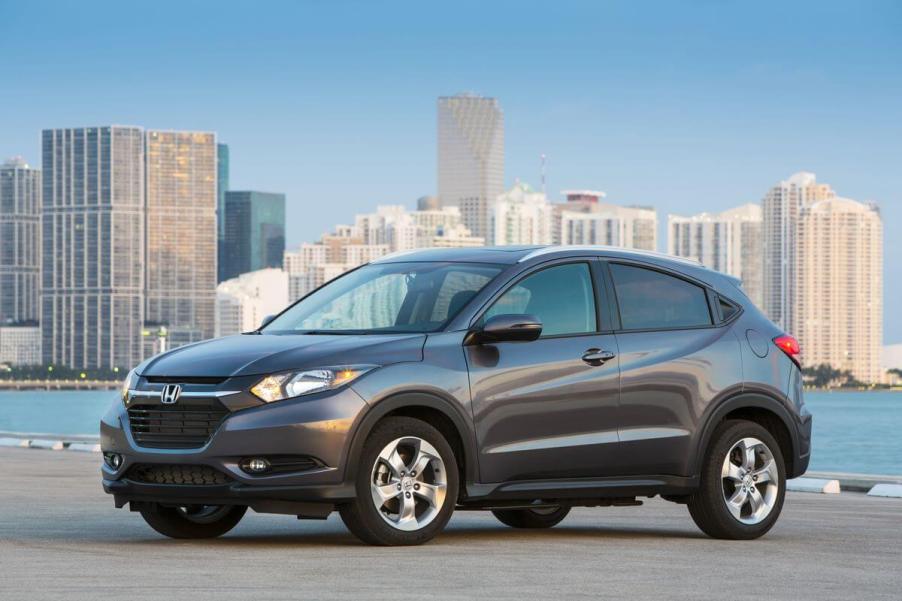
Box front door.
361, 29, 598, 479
465, 261, 622, 483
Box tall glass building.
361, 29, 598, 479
145, 130, 217, 346
437, 94, 504, 241
220, 191, 285, 282
41, 126, 145, 370
0, 157, 41, 325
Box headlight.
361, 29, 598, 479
250, 366, 375, 403
120, 369, 138, 403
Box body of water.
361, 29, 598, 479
1, 389, 899, 475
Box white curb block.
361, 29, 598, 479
28, 439, 65, 451
867, 484, 902, 498
787, 477, 841, 494
67, 442, 102, 453
0, 437, 30, 448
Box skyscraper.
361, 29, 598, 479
796, 198, 882, 383
0, 157, 41, 324
437, 94, 504, 240
761, 172, 835, 333
668, 203, 763, 307
145, 130, 217, 346
41, 126, 145, 370
216, 143, 230, 282
220, 191, 286, 281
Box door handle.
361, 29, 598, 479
582, 348, 616, 366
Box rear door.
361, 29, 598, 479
602, 260, 742, 476
466, 259, 622, 483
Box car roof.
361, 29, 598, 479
373, 245, 740, 293
374, 245, 701, 268
373, 246, 545, 265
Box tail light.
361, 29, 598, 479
773, 334, 801, 367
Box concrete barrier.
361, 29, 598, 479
0, 437, 30, 448
67, 442, 102, 453
0, 432, 100, 452
804, 471, 902, 493
867, 484, 902, 498
786, 477, 841, 494
28, 439, 65, 451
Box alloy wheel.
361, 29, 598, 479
721, 437, 780, 525
370, 436, 448, 531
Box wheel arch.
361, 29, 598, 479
344, 391, 478, 496
691, 393, 802, 479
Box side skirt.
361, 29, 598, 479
463, 474, 698, 505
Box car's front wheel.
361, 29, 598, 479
688, 419, 786, 539
139, 504, 247, 539
339, 416, 459, 545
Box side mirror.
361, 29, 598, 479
468, 314, 542, 345
259, 314, 277, 329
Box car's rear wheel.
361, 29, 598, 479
492, 504, 571, 529
688, 419, 785, 539
139, 504, 247, 539
339, 416, 459, 546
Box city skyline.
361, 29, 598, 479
2, 1, 899, 341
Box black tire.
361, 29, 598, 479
139, 504, 247, 539
339, 416, 459, 546
688, 419, 786, 540
492, 505, 570, 529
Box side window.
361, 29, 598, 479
609, 263, 712, 330
718, 296, 740, 322
485, 263, 597, 336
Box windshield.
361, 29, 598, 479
262, 262, 504, 334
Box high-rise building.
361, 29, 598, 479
216, 143, 230, 282
559, 201, 657, 250
41, 126, 145, 370
215, 268, 289, 337
668, 203, 763, 307
0, 324, 41, 365
761, 172, 835, 333
437, 94, 504, 240
144, 130, 217, 346
216, 143, 229, 239
492, 182, 554, 246
221, 191, 286, 281
354, 205, 479, 251
796, 198, 883, 383
0, 157, 41, 324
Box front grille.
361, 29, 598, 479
126, 464, 232, 486
128, 398, 229, 449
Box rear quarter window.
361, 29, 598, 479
609, 263, 713, 330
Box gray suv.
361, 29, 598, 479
101, 246, 811, 545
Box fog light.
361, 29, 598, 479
104, 452, 123, 470
240, 457, 271, 474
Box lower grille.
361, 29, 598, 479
127, 398, 228, 449
126, 464, 232, 486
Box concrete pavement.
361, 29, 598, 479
1, 447, 900, 600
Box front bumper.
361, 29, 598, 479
100, 384, 368, 510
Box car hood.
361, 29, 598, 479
137, 333, 426, 378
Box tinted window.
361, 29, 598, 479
486, 263, 597, 336
610, 264, 712, 330
718, 296, 740, 321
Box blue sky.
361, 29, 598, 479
2, 0, 900, 342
